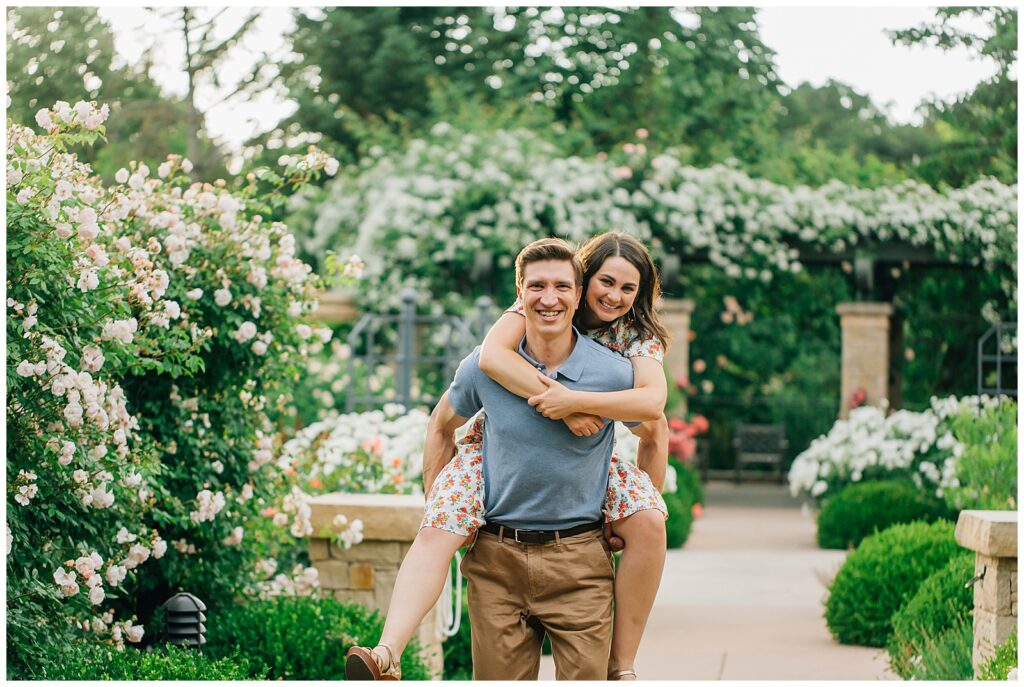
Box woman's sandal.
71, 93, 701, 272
608, 668, 638, 680
345, 644, 402, 680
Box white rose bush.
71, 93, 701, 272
787, 394, 1009, 505
277, 403, 430, 498
6, 102, 343, 675
303, 124, 1017, 317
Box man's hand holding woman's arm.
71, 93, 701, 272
528, 356, 667, 423
422, 392, 469, 495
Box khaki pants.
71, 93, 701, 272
460, 527, 614, 680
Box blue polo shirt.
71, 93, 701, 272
447, 330, 635, 530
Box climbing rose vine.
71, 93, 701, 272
6, 100, 343, 674
300, 124, 1017, 317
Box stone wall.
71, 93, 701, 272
954, 510, 1018, 676
308, 493, 445, 679
312, 290, 359, 324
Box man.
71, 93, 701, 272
422, 238, 635, 680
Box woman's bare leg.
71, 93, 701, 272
607, 509, 667, 679
372, 526, 470, 662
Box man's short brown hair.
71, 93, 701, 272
514, 238, 583, 290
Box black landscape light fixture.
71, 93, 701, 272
162, 592, 207, 649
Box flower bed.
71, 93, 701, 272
787, 395, 1006, 505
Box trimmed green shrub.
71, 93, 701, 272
203, 596, 432, 680
979, 629, 1018, 681
825, 520, 962, 647
817, 479, 954, 550
442, 575, 473, 680
674, 457, 705, 508
904, 613, 974, 681
37, 643, 262, 680
664, 459, 703, 549
664, 490, 693, 549
887, 550, 974, 677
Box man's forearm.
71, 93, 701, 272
422, 392, 466, 494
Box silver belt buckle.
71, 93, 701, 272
514, 528, 536, 543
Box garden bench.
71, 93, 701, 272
732, 423, 788, 484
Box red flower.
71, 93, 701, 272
668, 417, 688, 432
691, 415, 709, 435
691, 503, 704, 519
668, 434, 696, 461
848, 387, 867, 410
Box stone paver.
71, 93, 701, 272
539, 482, 895, 680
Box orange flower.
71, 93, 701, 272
308, 478, 322, 489
691, 503, 704, 519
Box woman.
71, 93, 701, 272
346, 233, 671, 681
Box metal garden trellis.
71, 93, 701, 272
977, 318, 1018, 398
345, 288, 495, 412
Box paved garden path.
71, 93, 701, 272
540, 481, 896, 680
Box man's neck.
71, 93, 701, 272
523, 327, 577, 374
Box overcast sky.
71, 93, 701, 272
97, 6, 1001, 154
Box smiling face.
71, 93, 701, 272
583, 255, 641, 325
518, 259, 583, 340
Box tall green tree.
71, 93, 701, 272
273, 7, 784, 165
270, 7, 473, 160
6, 7, 219, 180
141, 7, 278, 180
751, 79, 934, 187
7, 7, 120, 124
890, 7, 1017, 187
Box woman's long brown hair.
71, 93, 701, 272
575, 232, 671, 351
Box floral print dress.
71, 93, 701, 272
421, 301, 668, 535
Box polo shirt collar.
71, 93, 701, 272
517, 327, 586, 382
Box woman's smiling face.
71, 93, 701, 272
584, 255, 641, 324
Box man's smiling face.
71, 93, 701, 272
519, 259, 582, 338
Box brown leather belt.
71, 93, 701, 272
479, 520, 603, 544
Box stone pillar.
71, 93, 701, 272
835, 302, 894, 419
313, 289, 359, 324
658, 298, 695, 413
954, 510, 1018, 676
308, 493, 445, 679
